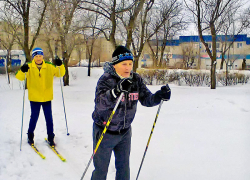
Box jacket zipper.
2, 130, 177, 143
123, 93, 127, 129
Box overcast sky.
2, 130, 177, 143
179, 0, 250, 37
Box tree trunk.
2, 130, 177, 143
197, 43, 201, 69
220, 52, 225, 69
62, 50, 69, 86
6, 50, 11, 84
226, 62, 229, 86
126, 0, 145, 49
46, 39, 54, 61
88, 57, 91, 76
211, 61, 217, 88
133, 56, 139, 72
242, 59, 246, 70
159, 46, 166, 68
63, 59, 69, 86
110, 6, 117, 48
210, 24, 217, 89
23, 0, 31, 62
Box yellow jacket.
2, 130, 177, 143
16, 60, 66, 102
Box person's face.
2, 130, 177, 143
34, 55, 43, 64
113, 60, 133, 78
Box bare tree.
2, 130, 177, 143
218, 5, 250, 70
75, 35, 85, 66
78, 0, 135, 48
40, 14, 57, 61
79, 1, 171, 72
184, 0, 247, 89
3, 0, 48, 62
82, 11, 102, 76
50, 0, 81, 86
181, 42, 197, 69
132, 0, 185, 71
0, 20, 20, 83
122, 0, 146, 49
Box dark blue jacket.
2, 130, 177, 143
92, 62, 160, 132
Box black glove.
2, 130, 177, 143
54, 56, 63, 66
112, 78, 133, 98
154, 84, 171, 103
20, 64, 29, 73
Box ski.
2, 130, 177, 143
45, 138, 66, 162
29, 144, 46, 159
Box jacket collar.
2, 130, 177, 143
31, 59, 47, 68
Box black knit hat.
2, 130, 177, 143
112, 45, 133, 65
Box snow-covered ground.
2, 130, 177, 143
0, 67, 250, 180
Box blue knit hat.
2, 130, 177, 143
32, 47, 44, 59
112, 46, 133, 65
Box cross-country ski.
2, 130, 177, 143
45, 138, 66, 162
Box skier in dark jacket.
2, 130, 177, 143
91, 45, 171, 180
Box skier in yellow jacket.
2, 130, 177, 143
16, 47, 65, 146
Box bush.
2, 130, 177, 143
137, 68, 250, 87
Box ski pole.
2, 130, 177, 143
136, 100, 164, 180
20, 73, 26, 151
59, 67, 70, 136
80, 92, 124, 180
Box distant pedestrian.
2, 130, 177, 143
242, 58, 246, 70
16, 47, 65, 146
91, 45, 171, 180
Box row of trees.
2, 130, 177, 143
0, 0, 186, 85
184, 0, 250, 88
0, 0, 250, 89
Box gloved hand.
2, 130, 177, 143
20, 64, 29, 73
154, 84, 171, 103
112, 78, 133, 98
54, 56, 63, 66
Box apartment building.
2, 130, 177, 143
140, 35, 250, 70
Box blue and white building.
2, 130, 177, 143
140, 34, 250, 70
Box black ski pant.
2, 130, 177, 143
91, 123, 131, 180
28, 101, 54, 136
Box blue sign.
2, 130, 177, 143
0, 59, 4, 66
0, 59, 21, 67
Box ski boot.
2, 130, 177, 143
27, 133, 34, 145
47, 134, 55, 147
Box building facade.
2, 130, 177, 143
140, 35, 250, 70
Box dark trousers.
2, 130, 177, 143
91, 123, 131, 180
28, 101, 54, 136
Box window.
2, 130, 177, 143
237, 43, 243, 48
